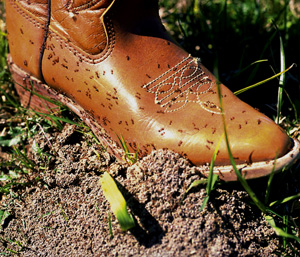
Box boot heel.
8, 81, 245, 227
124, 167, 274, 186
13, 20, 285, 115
7, 55, 60, 114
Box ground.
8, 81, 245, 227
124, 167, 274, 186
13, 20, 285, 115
1, 123, 300, 256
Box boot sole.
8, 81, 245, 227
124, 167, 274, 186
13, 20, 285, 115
7, 54, 300, 181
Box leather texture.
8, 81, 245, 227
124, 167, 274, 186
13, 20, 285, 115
6, 0, 48, 77
6, 0, 293, 167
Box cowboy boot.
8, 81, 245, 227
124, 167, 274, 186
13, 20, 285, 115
6, 0, 300, 181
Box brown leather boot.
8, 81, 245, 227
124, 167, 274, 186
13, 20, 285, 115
6, 0, 300, 180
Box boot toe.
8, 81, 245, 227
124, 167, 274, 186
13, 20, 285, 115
227, 116, 292, 164
179, 97, 298, 180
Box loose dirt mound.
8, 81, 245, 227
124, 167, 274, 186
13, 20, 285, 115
0, 124, 299, 256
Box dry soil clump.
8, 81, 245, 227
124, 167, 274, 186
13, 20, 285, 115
1, 123, 299, 256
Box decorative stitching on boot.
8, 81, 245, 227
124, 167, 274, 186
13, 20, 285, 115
10, 0, 115, 63
67, 0, 106, 11
48, 15, 115, 63
143, 55, 222, 114
8, 0, 46, 29
39, 0, 52, 83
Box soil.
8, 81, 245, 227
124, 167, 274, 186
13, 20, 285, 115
0, 123, 300, 256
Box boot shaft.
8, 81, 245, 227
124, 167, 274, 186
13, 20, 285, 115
50, 0, 113, 55
6, 0, 162, 78
6, 0, 49, 78
6, 0, 118, 78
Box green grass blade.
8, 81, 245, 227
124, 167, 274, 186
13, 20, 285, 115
115, 134, 138, 165
232, 59, 268, 78
244, 30, 278, 86
186, 179, 207, 195
116, 134, 130, 154
6, 249, 18, 254
180, 179, 207, 206
283, 214, 288, 249
12, 145, 35, 171
234, 64, 295, 96
100, 172, 135, 231
206, 134, 223, 195
276, 31, 286, 124
265, 215, 300, 244
58, 205, 69, 222
217, 82, 267, 213
0, 210, 10, 227
15, 81, 65, 108
108, 211, 113, 239
269, 192, 300, 207
33, 110, 85, 128
200, 196, 210, 211
264, 153, 278, 205
284, 89, 298, 121
0, 87, 20, 109
193, 0, 200, 17
200, 134, 222, 211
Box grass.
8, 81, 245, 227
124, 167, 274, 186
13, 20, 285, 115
116, 134, 139, 165
216, 75, 300, 248
160, 0, 300, 128
161, 0, 300, 254
100, 172, 135, 231
1, 0, 300, 255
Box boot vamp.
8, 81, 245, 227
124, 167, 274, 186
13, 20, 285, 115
42, 20, 291, 165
